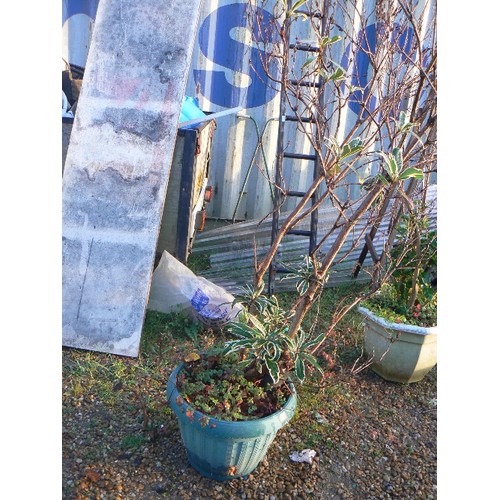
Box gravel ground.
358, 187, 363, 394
62, 335, 437, 499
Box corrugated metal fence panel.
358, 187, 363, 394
184, 0, 436, 220
184, 0, 282, 220
191, 185, 436, 294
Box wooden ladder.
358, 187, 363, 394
268, 1, 328, 295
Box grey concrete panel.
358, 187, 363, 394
62, 0, 203, 356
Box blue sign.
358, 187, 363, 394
62, 0, 99, 25
193, 3, 281, 109
341, 22, 416, 117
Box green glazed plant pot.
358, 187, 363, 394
358, 306, 437, 383
166, 364, 297, 481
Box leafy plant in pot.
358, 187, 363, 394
167, 0, 437, 479
166, 282, 326, 480
359, 209, 437, 383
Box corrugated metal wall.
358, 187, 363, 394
183, 0, 436, 220
191, 184, 437, 293
63, 0, 436, 220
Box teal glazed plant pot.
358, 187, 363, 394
167, 364, 297, 481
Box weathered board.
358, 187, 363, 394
62, 0, 203, 356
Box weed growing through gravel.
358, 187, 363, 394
120, 434, 148, 450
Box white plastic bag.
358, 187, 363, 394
289, 449, 317, 464
147, 251, 241, 326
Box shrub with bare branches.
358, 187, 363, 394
246, 0, 437, 344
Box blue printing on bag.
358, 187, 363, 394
191, 288, 210, 311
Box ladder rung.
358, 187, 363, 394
283, 152, 317, 161
289, 79, 321, 88
286, 190, 307, 197
287, 229, 312, 237
275, 266, 292, 274
285, 115, 315, 123
289, 43, 320, 52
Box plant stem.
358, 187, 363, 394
286, 181, 387, 339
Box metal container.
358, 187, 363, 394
184, 0, 437, 219
156, 119, 216, 263
62, 0, 99, 67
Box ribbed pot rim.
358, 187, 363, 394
167, 363, 297, 434
358, 306, 437, 336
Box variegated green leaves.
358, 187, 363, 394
379, 148, 423, 183
294, 330, 325, 383
278, 255, 329, 296
378, 112, 425, 184
225, 285, 325, 385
